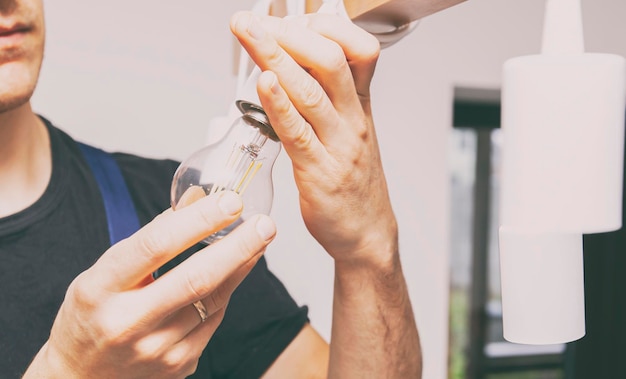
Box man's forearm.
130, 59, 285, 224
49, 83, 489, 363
327, 242, 422, 379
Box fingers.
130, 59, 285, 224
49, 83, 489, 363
48, 197, 275, 378
63, 213, 274, 369
230, 11, 380, 163
231, 12, 342, 143
148, 253, 262, 342
256, 70, 327, 168
166, 308, 227, 378
91, 191, 244, 291
254, 13, 380, 100
302, 13, 380, 98
176, 186, 208, 210
231, 12, 369, 145
127, 304, 225, 376
142, 214, 275, 320
231, 12, 380, 110
103, 257, 258, 373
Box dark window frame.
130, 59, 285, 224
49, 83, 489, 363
452, 87, 566, 379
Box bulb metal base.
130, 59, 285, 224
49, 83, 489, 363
236, 100, 280, 142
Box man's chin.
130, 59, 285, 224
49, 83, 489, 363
0, 62, 38, 114
0, 93, 33, 114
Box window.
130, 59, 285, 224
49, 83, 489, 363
448, 87, 566, 379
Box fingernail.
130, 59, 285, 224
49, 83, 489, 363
256, 215, 276, 240
218, 192, 242, 215
247, 14, 266, 40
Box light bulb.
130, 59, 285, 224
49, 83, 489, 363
171, 100, 281, 244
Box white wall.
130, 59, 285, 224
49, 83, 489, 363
31, 1, 626, 378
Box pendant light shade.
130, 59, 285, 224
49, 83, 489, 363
498, 0, 626, 344
501, 54, 625, 233
499, 227, 585, 344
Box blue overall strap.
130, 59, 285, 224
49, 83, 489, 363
77, 142, 141, 246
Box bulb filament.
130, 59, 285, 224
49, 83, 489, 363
207, 142, 264, 196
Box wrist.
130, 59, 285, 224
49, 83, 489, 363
332, 220, 399, 274
22, 343, 52, 379
23, 342, 78, 379
330, 218, 409, 302
332, 232, 410, 312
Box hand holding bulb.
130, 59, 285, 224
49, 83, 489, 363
229, 12, 397, 267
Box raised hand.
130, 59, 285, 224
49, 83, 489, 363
230, 12, 397, 267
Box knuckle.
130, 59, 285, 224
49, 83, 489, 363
206, 286, 231, 312
344, 115, 372, 146
276, 18, 294, 41
350, 148, 366, 168
362, 34, 381, 61
300, 80, 325, 109
351, 25, 382, 63
266, 43, 288, 68
133, 337, 163, 362
276, 102, 304, 137
291, 121, 315, 151
192, 201, 221, 229
136, 230, 169, 261
204, 294, 220, 313
273, 94, 294, 120
67, 273, 98, 308
326, 43, 349, 72
181, 359, 200, 378
188, 360, 200, 375
66, 276, 140, 348
183, 271, 207, 300
162, 346, 193, 374
212, 307, 227, 324
96, 314, 134, 348
231, 231, 263, 263
152, 209, 169, 222
354, 121, 370, 142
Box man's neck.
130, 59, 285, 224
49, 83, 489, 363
0, 103, 51, 218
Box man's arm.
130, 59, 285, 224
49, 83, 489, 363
262, 249, 421, 378
330, 241, 421, 377
231, 12, 421, 378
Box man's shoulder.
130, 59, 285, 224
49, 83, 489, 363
112, 152, 180, 183
42, 115, 179, 225
111, 152, 181, 225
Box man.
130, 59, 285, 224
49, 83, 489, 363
0, 0, 422, 377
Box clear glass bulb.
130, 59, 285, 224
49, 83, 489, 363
171, 101, 281, 244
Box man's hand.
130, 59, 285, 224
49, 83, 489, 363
230, 12, 396, 267
23, 191, 276, 379
230, 12, 422, 379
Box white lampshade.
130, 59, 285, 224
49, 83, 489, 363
499, 227, 585, 344
500, 53, 626, 233
498, 0, 625, 345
